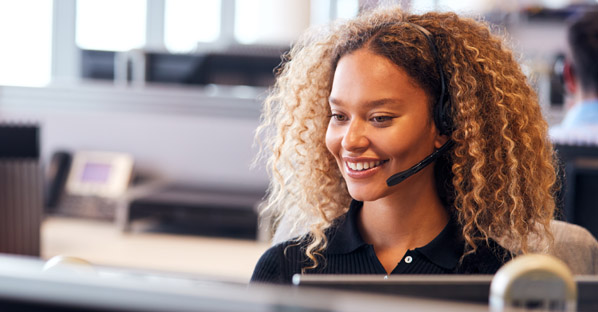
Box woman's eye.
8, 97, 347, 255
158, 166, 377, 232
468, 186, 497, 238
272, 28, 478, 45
331, 114, 347, 121
371, 116, 393, 123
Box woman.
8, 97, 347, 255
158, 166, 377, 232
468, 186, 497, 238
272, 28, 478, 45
251, 7, 557, 284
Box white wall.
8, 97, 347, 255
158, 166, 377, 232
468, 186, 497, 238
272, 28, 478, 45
0, 83, 269, 191
507, 19, 568, 125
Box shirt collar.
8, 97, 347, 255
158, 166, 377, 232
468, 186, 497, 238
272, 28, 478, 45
326, 200, 368, 254
326, 200, 463, 270
414, 215, 463, 270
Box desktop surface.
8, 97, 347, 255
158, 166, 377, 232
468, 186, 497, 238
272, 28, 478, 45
41, 216, 269, 283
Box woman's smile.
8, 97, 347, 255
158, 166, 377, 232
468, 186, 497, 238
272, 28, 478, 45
344, 158, 389, 178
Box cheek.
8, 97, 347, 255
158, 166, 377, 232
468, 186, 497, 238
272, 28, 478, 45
325, 125, 340, 157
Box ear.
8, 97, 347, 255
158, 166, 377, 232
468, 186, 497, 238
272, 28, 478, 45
434, 133, 450, 149
563, 60, 577, 95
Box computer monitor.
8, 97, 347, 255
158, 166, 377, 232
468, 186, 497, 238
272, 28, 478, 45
293, 274, 493, 303
0, 254, 489, 312
577, 276, 598, 312
145, 49, 284, 87
81, 46, 287, 88
80, 49, 116, 80
553, 144, 598, 224
293, 274, 598, 312
563, 158, 598, 239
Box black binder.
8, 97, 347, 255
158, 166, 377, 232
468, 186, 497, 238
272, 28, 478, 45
0, 124, 39, 158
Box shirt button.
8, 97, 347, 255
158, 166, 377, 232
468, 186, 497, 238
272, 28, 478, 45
405, 256, 413, 264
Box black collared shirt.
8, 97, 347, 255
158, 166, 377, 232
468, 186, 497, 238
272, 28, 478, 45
251, 200, 511, 284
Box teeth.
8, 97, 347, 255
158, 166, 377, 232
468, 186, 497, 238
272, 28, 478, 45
347, 160, 384, 171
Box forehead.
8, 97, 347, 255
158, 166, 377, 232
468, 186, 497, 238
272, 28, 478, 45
329, 49, 430, 107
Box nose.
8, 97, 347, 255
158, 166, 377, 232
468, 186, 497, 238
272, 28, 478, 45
341, 120, 369, 152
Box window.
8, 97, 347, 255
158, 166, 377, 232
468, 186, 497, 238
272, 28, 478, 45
412, 0, 492, 14
164, 0, 221, 53
235, 0, 310, 44
0, 1, 53, 86
336, 0, 359, 19
411, 0, 436, 13
76, 0, 146, 51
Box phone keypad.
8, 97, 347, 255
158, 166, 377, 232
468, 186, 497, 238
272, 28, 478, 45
53, 195, 117, 221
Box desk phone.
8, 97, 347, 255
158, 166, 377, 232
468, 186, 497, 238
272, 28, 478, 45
47, 150, 134, 220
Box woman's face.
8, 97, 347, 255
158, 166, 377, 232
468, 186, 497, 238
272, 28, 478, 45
326, 48, 446, 202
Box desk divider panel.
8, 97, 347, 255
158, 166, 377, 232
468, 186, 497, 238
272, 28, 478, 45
0, 124, 42, 256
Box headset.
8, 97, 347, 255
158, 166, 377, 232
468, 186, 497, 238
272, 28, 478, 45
386, 23, 455, 187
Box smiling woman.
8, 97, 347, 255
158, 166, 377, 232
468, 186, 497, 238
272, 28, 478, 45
251, 6, 558, 284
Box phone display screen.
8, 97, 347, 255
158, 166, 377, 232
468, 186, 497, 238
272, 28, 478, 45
80, 163, 112, 183
65, 151, 134, 198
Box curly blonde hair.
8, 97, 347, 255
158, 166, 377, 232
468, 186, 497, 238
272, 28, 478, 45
256, 7, 557, 269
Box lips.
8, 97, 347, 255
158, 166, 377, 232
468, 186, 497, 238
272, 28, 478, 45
343, 158, 389, 179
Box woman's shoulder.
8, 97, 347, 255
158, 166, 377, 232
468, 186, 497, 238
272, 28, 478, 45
458, 239, 512, 274
250, 238, 308, 284
256, 239, 307, 265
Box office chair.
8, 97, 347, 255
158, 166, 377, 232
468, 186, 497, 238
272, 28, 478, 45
496, 220, 598, 275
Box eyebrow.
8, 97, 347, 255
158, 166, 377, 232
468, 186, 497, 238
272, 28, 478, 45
328, 97, 404, 108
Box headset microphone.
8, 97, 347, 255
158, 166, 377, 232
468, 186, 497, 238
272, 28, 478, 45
386, 140, 454, 187
385, 23, 454, 187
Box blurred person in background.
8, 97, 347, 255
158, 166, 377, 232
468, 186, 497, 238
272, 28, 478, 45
550, 9, 598, 144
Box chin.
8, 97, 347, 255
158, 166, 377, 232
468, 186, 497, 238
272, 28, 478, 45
347, 187, 387, 202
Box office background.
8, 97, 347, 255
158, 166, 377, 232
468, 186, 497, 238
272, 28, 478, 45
0, 0, 592, 283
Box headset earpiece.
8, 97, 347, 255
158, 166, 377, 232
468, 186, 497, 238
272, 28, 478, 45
434, 92, 453, 136
408, 23, 453, 136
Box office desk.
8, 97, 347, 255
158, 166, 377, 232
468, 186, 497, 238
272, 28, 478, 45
41, 216, 270, 283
